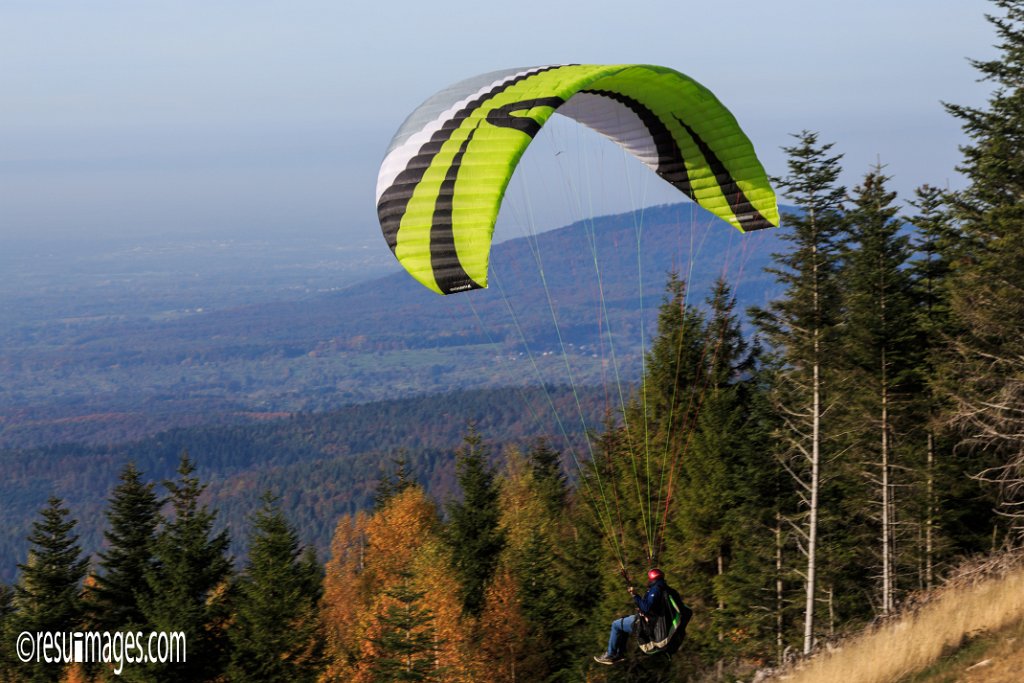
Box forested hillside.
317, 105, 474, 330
0, 385, 604, 584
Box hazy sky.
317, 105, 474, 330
1, 0, 998, 243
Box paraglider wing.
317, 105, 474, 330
375, 64, 779, 295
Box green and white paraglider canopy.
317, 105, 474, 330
376, 64, 780, 295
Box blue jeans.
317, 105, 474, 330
606, 614, 636, 657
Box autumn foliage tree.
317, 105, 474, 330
320, 486, 477, 683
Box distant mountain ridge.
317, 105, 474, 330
0, 201, 788, 449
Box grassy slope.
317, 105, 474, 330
905, 618, 1024, 683
770, 554, 1024, 683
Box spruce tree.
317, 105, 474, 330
89, 462, 162, 631
673, 280, 775, 662
906, 186, 997, 572
14, 497, 88, 683
514, 529, 570, 678
560, 477, 608, 663
368, 574, 439, 682
446, 427, 505, 616
630, 273, 708, 562
527, 437, 567, 518
838, 167, 917, 615
228, 492, 324, 683
641, 272, 709, 438
906, 186, 968, 585
750, 131, 846, 653
140, 452, 232, 683
375, 452, 414, 510
944, 0, 1024, 540
16, 497, 88, 633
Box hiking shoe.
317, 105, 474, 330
593, 653, 622, 665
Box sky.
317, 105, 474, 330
0, 0, 999, 245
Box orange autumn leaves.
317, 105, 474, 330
321, 488, 472, 682
319, 448, 567, 682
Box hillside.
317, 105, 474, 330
0, 384, 605, 583
0, 202, 785, 448
765, 552, 1024, 683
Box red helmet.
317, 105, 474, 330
647, 568, 664, 582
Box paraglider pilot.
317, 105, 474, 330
594, 568, 669, 665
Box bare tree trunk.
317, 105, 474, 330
881, 373, 892, 615
926, 430, 935, 589
804, 353, 821, 654
776, 513, 785, 664
718, 551, 725, 644
803, 229, 823, 655
828, 584, 835, 638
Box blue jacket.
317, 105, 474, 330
634, 578, 666, 616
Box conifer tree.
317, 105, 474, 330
751, 131, 846, 653
905, 185, 995, 577
628, 273, 708, 562
228, 492, 324, 683
527, 437, 567, 518
89, 462, 162, 632
944, 0, 1024, 540
641, 272, 709, 440
375, 452, 414, 510
839, 167, 917, 614
14, 497, 88, 683
140, 452, 232, 683
906, 185, 959, 586
16, 497, 88, 633
559, 481, 607, 665
368, 573, 439, 683
446, 427, 504, 616
0, 584, 14, 679
514, 529, 571, 675
672, 280, 776, 662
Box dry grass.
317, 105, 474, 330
771, 552, 1024, 683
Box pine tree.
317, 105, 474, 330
14, 497, 88, 683
944, 0, 1024, 540
629, 273, 708, 563
228, 492, 324, 683
16, 498, 88, 632
905, 185, 978, 586
89, 462, 162, 632
559, 483, 607, 668
140, 452, 232, 683
514, 529, 571, 676
368, 574, 439, 682
671, 280, 776, 663
375, 452, 414, 510
527, 437, 567, 518
751, 131, 846, 653
641, 272, 709, 442
446, 427, 505, 616
838, 167, 917, 615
